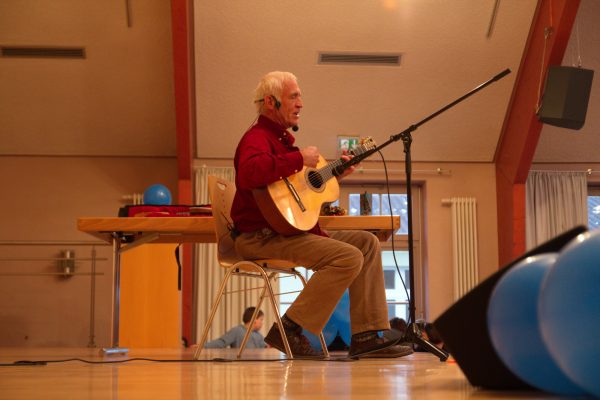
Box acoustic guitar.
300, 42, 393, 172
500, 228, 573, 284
253, 138, 376, 235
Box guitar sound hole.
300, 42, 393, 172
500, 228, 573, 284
307, 171, 324, 189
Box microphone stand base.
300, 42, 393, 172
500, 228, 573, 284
402, 323, 449, 362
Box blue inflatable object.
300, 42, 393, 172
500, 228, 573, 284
330, 291, 352, 345
487, 253, 584, 395
143, 184, 172, 205
305, 291, 352, 350
303, 319, 337, 350
539, 231, 600, 398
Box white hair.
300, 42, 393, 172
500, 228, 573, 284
254, 71, 297, 112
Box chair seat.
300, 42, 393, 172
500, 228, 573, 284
220, 258, 300, 272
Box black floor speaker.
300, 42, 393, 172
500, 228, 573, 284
537, 66, 594, 130
433, 225, 588, 390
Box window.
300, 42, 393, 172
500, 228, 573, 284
278, 183, 424, 324
347, 193, 409, 235
383, 270, 396, 289
340, 183, 423, 322
382, 250, 410, 321
588, 186, 600, 230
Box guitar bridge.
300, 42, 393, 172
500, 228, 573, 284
283, 177, 306, 212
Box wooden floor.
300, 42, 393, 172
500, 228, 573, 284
0, 347, 558, 399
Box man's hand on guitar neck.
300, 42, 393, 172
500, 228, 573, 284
335, 153, 356, 181
299, 146, 355, 180
300, 146, 320, 168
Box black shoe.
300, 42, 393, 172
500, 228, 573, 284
348, 336, 411, 359
355, 343, 413, 359
264, 323, 323, 358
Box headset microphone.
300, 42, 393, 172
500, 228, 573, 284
253, 96, 281, 109
292, 125, 299, 132
271, 95, 281, 109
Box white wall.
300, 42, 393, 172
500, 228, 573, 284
0, 0, 176, 156
0, 0, 178, 346
0, 156, 177, 346
193, 0, 536, 162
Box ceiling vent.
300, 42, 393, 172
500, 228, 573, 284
0, 46, 86, 59
318, 52, 401, 66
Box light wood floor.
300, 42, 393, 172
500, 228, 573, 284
0, 347, 558, 399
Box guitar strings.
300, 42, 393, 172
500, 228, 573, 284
307, 140, 374, 187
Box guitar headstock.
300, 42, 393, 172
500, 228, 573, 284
349, 136, 377, 156
359, 136, 376, 151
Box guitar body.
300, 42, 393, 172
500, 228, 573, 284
253, 155, 339, 235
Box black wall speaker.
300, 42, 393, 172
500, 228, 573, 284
537, 66, 594, 130
433, 225, 588, 390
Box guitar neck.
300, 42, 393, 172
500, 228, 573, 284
317, 142, 375, 180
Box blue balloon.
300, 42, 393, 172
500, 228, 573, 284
303, 319, 337, 351
143, 184, 172, 205
330, 291, 351, 345
304, 290, 352, 350
539, 230, 600, 397
487, 253, 584, 395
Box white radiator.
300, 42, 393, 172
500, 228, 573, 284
442, 197, 479, 300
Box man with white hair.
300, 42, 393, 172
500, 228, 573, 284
230, 71, 412, 359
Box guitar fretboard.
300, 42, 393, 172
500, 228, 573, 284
308, 141, 374, 188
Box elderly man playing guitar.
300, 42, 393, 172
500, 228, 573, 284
231, 71, 412, 359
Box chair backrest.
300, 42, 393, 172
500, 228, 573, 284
207, 176, 243, 266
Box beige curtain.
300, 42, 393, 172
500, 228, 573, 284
193, 166, 278, 342
525, 171, 588, 249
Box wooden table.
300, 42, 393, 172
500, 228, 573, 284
77, 216, 400, 348
78, 215, 399, 244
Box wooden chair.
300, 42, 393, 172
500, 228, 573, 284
193, 176, 329, 359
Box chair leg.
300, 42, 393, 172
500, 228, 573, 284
193, 267, 235, 359
258, 269, 293, 358
292, 270, 330, 358
195, 264, 328, 360
237, 278, 269, 359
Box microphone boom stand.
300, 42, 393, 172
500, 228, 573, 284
334, 68, 511, 361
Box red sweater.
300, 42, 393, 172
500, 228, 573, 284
231, 115, 325, 236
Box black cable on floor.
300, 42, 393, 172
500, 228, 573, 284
0, 355, 358, 367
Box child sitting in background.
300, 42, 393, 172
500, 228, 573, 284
204, 307, 266, 349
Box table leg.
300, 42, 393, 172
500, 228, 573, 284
102, 234, 128, 355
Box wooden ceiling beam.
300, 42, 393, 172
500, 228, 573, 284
495, 0, 580, 265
